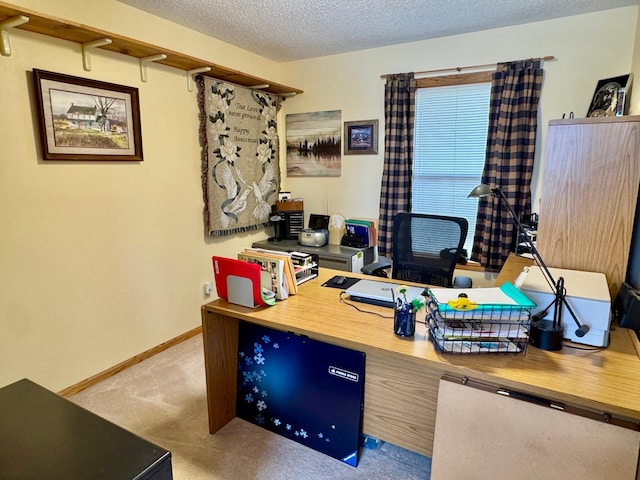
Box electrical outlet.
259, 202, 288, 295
204, 282, 212, 296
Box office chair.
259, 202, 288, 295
362, 213, 471, 287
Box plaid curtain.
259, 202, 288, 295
471, 59, 543, 271
378, 73, 416, 257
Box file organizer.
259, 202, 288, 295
212, 256, 274, 308
426, 283, 535, 354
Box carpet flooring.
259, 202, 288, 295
69, 333, 432, 479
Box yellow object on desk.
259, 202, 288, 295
447, 293, 478, 311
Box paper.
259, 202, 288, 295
428, 282, 536, 309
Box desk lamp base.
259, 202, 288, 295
530, 319, 563, 351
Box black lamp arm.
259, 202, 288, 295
491, 188, 589, 336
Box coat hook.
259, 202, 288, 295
81, 38, 112, 71
251, 84, 269, 90
1, 15, 29, 57
186, 67, 211, 92
139, 53, 167, 82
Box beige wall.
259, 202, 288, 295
0, 0, 284, 391
1, 1, 637, 391
280, 7, 638, 219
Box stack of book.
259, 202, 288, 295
238, 248, 319, 301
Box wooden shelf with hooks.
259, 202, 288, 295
0, 1, 303, 95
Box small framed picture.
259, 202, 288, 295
343, 119, 378, 155
32, 69, 143, 161
586, 74, 633, 118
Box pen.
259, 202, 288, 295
497, 388, 565, 411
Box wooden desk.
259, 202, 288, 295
201, 268, 640, 458
494, 253, 533, 286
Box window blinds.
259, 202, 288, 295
412, 83, 491, 252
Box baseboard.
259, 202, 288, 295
58, 326, 202, 397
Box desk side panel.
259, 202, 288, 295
201, 308, 239, 433
431, 378, 640, 480
363, 350, 441, 457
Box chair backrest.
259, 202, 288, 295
391, 213, 468, 287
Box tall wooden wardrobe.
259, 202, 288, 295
536, 116, 640, 299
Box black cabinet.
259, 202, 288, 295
0, 379, 172, 480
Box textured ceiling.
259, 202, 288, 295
116, 0, 639, 62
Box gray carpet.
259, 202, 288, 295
69, 333, 432, 479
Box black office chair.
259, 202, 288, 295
362, 213, 471, 287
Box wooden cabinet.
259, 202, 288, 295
536, 116, 640, 298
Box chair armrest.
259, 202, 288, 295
361, 257, 392, 277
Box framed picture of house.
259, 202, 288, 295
32, 69, 143, 161
343, 119, 378, 155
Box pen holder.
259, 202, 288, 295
394, 305, 416, 337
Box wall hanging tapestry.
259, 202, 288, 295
285, 110, 341, 177
199, 77, 280, 236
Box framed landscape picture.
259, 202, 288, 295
33, 69, 143, 161
286, 110, 341, 176
343, 119, 378, 155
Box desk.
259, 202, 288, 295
252, 239, 375, 273
201, 268, 640, 459
494, 252, 533, 286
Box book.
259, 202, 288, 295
237, 252, 289, 300
242, 248, 299, 295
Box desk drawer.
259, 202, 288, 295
319, 256, 350, 272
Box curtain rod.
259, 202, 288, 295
380, 56, 555, 79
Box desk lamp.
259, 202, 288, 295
468, 184, 590, 351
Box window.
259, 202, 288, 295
412, 81, 491, 254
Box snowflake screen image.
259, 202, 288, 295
236, 321, 366, 466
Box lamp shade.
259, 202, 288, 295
467, 184, 493, 198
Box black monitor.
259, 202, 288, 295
621, 190, 640, 338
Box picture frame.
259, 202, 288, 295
343, 119, 378, 155
32, 69, 143, 161
586, 74, 633, 118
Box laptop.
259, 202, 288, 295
345, 279, 427, 308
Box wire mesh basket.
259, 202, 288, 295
426, 295, 532, 354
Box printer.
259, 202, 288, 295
515, 266, 611, 347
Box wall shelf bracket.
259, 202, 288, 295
139, 53, 167, 82
0, 15, 28, 57
0, 3, 302, 95
186, 67, 211, 92
81, 38, 112, 71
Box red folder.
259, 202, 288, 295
212, 256, 269, 307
